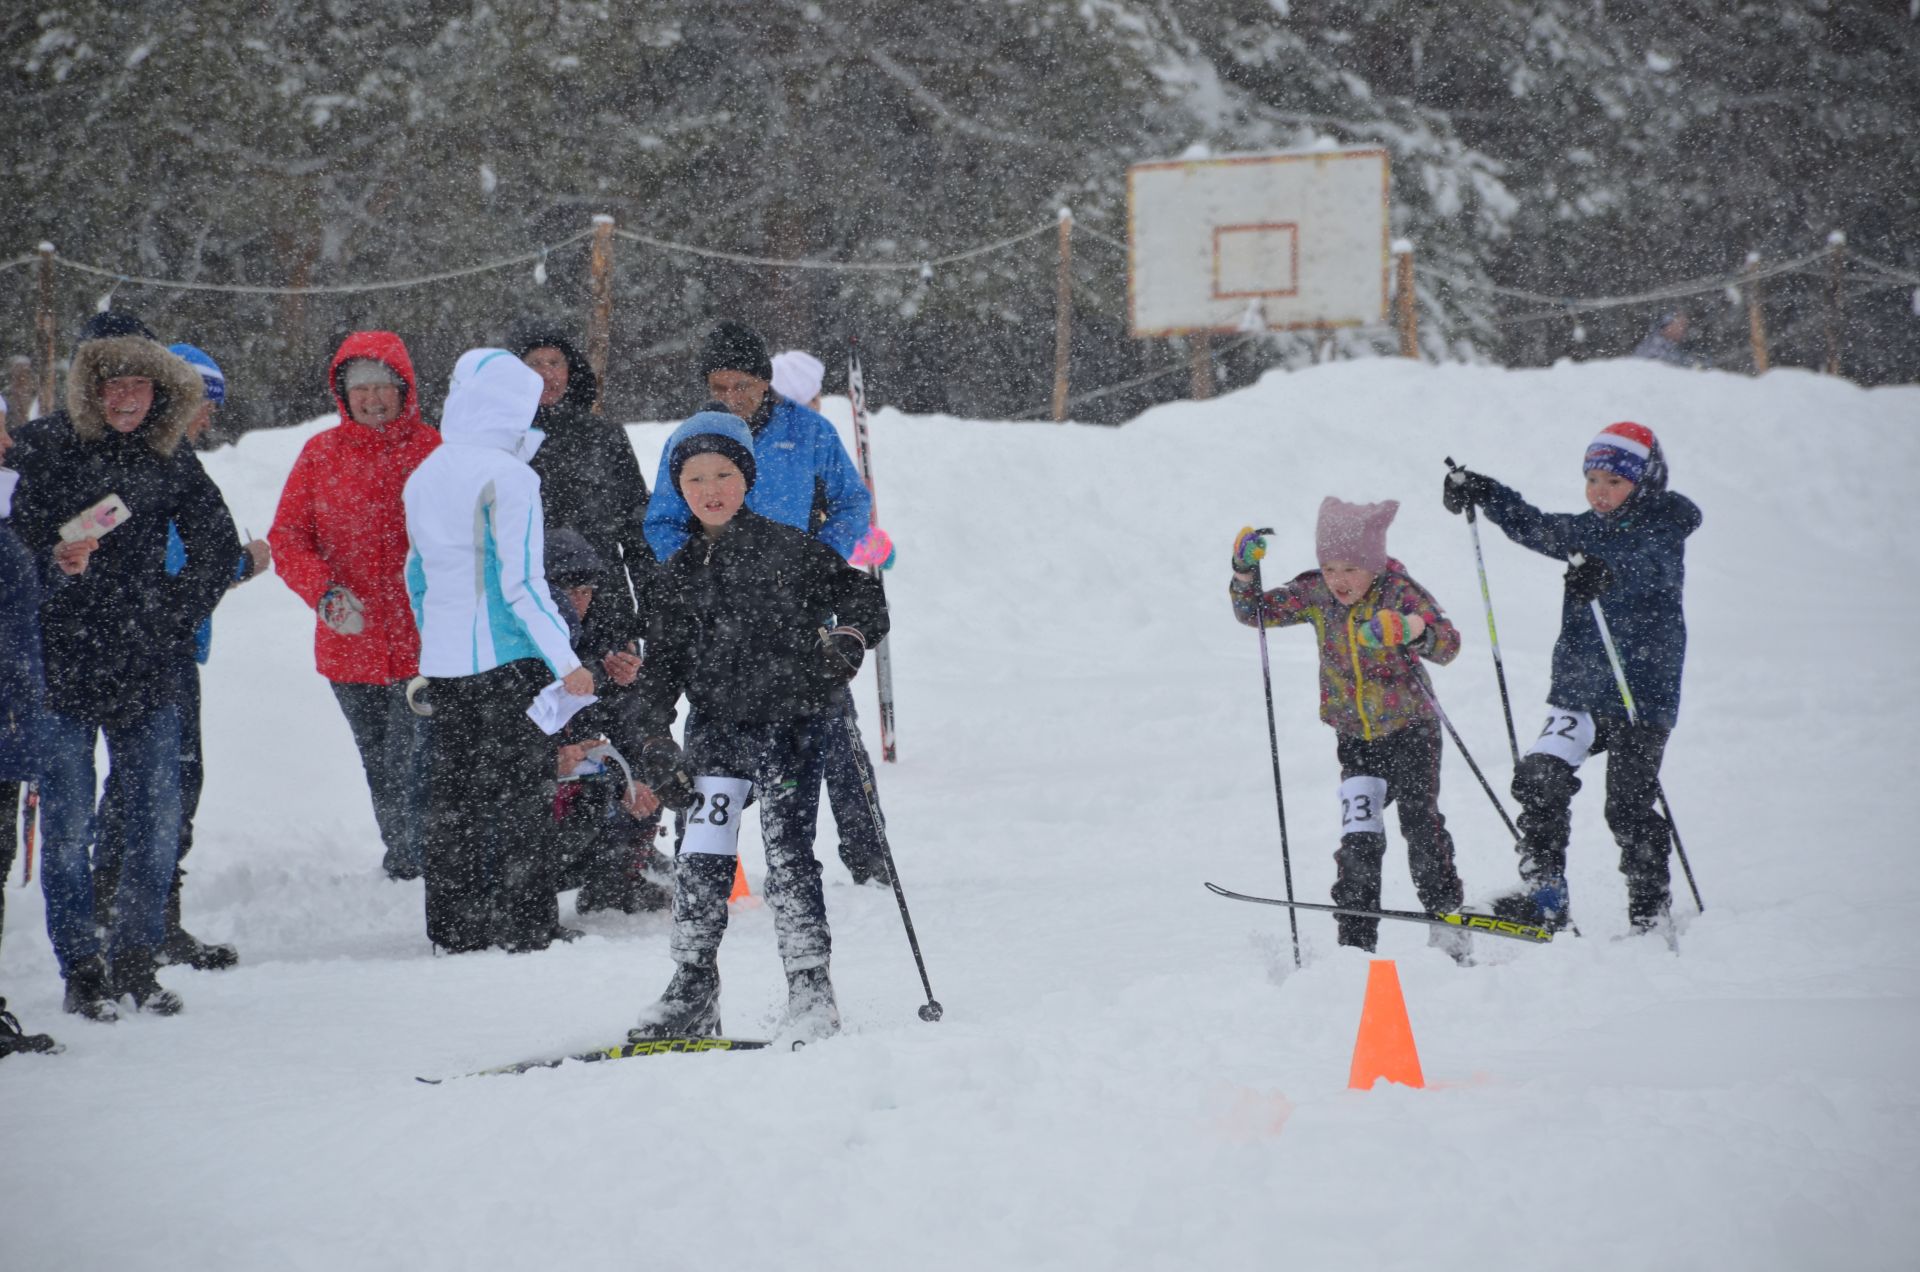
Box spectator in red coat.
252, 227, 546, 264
268, 332, 439, 879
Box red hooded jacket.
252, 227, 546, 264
269, 331, 440, 684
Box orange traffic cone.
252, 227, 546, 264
1347, 959, 1425, 1090
728, 857, 753, 904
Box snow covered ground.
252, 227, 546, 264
4, 357, 1918, 1271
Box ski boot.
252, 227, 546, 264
1627, 886, 1678, 951
161, 874, 239, 970
1428, 924, 1475, 966
629, 957, 722, 1041
0, 998, 60, 1058
842, 847, 892, 888
109, 948, 183, 1016
62, 956, 119, 1023
781, 963, 841, 1041
1489, 874, 1572, 933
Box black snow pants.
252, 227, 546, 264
422, 659, 559, 953
1331, 721, 1464, 950
1511, 714, 1672, 922
669, 716, 831, 975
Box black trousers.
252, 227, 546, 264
1512, 714, 1672, 917
1331, 722, 1463, 949
819, 690, 887, 877
96, 657, 202, 914
670, 717, 830, 974
421, 660, 558, 952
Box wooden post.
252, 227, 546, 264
1824, 229, 1845, 377
1743, 252, 1770, 375
6, 355, 34, 423
1393, 243, 1419, 359
1051, 207, 1073, 422
1189, 331, 1214, 400
35, 242, 57, 413
586, 214, 616, 415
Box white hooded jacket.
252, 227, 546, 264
403, 348, 580, 680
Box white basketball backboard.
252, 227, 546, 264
1127, 147, 1391, 337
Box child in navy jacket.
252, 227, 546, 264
1445, 422, 1702, 932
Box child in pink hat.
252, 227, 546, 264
1228, 499, 1469, 959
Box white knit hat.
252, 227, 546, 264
770, 350, 825, 404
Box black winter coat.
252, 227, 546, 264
10, 414, 239, 726
627, 509, 887, 736
512, 324, 654, 638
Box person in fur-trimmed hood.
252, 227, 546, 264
8, 310, 241, 1022
1227, 499, 1470, 958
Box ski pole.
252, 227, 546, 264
1571, 553, 1704, 913
1445, 457, 1521, 768
21, 781, 36, 885
1246, 541, 1302, 969
1406, 661, 1522, 842
842, 726, 942, 1021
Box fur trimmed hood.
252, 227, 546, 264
65, 332, 205, 456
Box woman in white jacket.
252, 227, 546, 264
404, 348, 592, 953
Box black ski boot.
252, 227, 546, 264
161, 871, 238, 971
842, 848, 892, 888
62, 955, 119, 1022
781, 963, 841, 1040
1489, 874, 1572, 933
629, 957, 721, 1041
110, 947, 184, 1016
0, 998, 60, 1057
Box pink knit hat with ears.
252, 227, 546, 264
1316, 497, 1399, 573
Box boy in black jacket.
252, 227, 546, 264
624, 411, 887, 1041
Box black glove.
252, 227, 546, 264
1565, 554, 1615, 603
638, 737, 695, 812
1442, 466, 1495, 516
818, 626, 867, 682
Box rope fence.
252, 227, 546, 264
4, 209, 1914, 423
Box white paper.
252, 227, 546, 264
1338, 775, 1388, 836
526, 679, 598, 736
680, 775, 753, 856
1527, 706, 1597, 769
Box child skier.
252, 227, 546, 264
1443, 422, 1701, 933
1229, 498, 1468, 957
623, 409, 888, 1041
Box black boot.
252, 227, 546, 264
782, 963, 841, 1040
0, 997, 60, 1057
62, 955, 119, 1022
109, 947, 184, 1016
629, 958, 721, 1041
161, 870, 238, 971
841, 847, 892, 888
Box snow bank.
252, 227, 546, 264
3, 360, 1917, 1271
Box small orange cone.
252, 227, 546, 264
728, 857, 753, 904
1347, 959, 1425, 1090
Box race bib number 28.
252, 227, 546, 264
680, 775, 753, 856
1527, 707, 1596, 768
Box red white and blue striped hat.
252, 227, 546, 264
1583, 421, 1663, 488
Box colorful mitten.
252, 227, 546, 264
850, 526, 895, 571
1231, 526, 1267, 575
1359, 611, 1426, 648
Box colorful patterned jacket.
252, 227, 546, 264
1229, 561, 1460, 740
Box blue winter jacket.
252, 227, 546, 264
643, 395, 871, 562
1481, 480, 1702, 729
0, 513, 46, 780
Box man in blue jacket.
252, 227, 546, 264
643, 323, 893, 885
